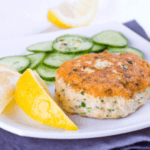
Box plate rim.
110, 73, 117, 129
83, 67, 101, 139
1, 21, 150, 139
0, 117, 150, 139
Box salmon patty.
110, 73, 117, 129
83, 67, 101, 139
55, 51, 150, 119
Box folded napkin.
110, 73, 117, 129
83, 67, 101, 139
0, 20, 150, 150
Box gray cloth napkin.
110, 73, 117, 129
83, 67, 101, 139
0, 20, 150, 150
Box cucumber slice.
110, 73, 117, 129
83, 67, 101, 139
53, 35, 93, 53
44, 80, 55, 85
27, 53, 46, 69
0, 56, 30, 73
107, 47, 144, 58
36, 63, 57, 80
27, 41, 53, 52
91, 43, 107, 53
92, 31, 128, 47
43, 52, 75, 68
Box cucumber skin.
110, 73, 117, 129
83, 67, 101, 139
43, 52, 77, 68
20, 60, 31, 73
16, 56, 31, 73
0, 55, 31, 73
92, 30, 128, 47
43, 63, 59, 69
36, 70, 55, 81
91, 44, 107, 53
27, 49, 54, 53
44, 79, 55, 85
92, 49, 106, 53
107, 46, 144, 58
39, 76, 55, 81
27, 53, 46, 70
52, 34, 93, 54
27, 41, 54, 52
43, 62, 62, 68
35, 64, 57, 81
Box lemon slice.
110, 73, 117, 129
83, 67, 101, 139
15, 69, 78, 130
47, 0, 98, 28
0, 65, 20, 114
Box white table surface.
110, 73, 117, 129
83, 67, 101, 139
0, 0, 150, 41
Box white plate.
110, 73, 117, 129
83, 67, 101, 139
0, 21, 150, 139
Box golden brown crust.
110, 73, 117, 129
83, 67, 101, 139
56, 52, 150, 98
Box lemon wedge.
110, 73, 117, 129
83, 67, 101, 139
15, 69, 78, 130
47, 0, 98, 28
0, 65, 20, 114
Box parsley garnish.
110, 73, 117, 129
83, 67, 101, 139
81, 91, 85, 95
96, 106, 99, 109
79, 112, 86, 115
108, 109, 115, 112
81, 102, 86, 107
86, 107, 92, 109
117, 116, 122, 118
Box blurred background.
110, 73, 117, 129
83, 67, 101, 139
0, 0, 150, 41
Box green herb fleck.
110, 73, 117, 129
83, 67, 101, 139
86, 107, 92, 109
117, 116, 122, 118
136, 83, 140, 86
81, 91, 85, 95
106, 115, 109, 117
88, 110, 90, 113
101, 100, 104, 102
84, 99, 86, 101
81, 102, 86, 107
96, 106, 99, 109
108, 109, 115, 112
79, 112, 86, 115
114, 101, 117, 103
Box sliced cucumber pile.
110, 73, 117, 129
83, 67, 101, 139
43, 52, 75, 68
91, 43, 107, 53
27, 41, 53, 52
92, 31, 128, 47
0, 30, 144, 85
27, 53, 46, 69
0, 56, 30, 73
107, 47, 144, 58
52, 35, 93, 53
36, 64, 57, 81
